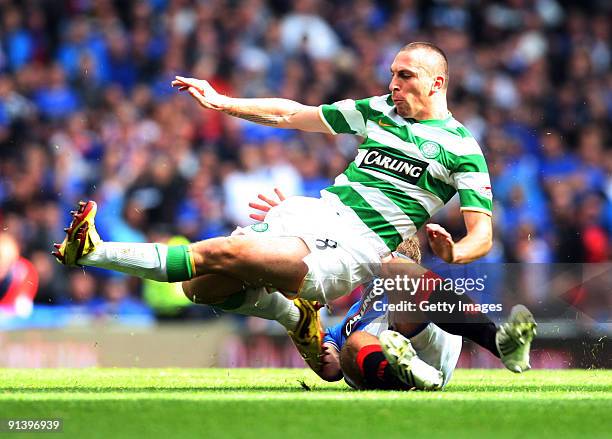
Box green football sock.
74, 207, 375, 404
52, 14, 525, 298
166, 245, 195, 282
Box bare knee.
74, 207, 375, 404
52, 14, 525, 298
181, 280, 210, 304
181, 281, 193, 302
340, 331, 380, 389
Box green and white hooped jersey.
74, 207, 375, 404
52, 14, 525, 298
318, 94, 493, 253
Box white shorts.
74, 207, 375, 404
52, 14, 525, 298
345, 321, 462, 389
233, 196, 382, 304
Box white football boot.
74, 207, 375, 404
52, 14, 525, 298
379, 330, 443, 390
496, 304, 537, 373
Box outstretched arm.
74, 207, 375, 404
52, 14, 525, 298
172, 76, 331, 133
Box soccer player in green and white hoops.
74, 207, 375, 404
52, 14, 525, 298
54, 42, 535, 376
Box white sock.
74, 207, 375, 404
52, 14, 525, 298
225, 288, 301, 331
78, 242, 169, 281
80, 243, 301, 330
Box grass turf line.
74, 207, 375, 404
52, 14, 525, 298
1, 369, 611, 439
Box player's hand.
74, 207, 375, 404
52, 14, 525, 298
172, 76, 226, 110
248, 188, 286, 221
426, 223, 455, 263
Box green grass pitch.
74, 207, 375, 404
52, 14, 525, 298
1, 369, 611, 439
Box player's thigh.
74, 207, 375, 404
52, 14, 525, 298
339, 331, 381, 389
190, 235, 310, 292
390, 316, 427, 337
181, 274, 244, 304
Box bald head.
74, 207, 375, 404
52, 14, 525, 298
389, 42, 450, 119
400, 42, 449, 90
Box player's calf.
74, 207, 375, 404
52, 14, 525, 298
181, 274, 245, 304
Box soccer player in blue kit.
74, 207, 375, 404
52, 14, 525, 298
318, 237, 462, 391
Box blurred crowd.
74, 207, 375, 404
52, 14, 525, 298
0, 0, 610, 319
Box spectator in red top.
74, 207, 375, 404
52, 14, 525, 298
0, 232, 38, 316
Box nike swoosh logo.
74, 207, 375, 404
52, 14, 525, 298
378, 119, 395, 128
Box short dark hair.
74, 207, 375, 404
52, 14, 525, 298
400, 42, 449, 89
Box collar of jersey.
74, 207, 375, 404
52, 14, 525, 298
403, 112, 453, 127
